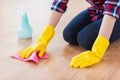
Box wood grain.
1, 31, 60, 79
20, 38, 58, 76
0, 0, 120, 80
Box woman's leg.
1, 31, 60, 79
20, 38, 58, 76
109, 19, 120, 43
63, 9, 92, 45
77, 18, 120, 50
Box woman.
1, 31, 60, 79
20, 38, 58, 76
19, 0, 120, 68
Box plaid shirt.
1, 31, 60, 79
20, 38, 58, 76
51, 0, 120, 21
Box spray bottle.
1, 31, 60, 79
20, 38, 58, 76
16, 6, 32, 38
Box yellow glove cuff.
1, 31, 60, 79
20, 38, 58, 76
36, 25, 55, 45
92, 35, 110, 57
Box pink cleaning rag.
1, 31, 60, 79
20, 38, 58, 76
11, 51, 48, 64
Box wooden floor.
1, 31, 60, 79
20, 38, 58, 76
0, 0, 120, 80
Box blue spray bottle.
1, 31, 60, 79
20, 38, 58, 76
17, 6, 32, 38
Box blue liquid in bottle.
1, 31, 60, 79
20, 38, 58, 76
17, 12, 32, 38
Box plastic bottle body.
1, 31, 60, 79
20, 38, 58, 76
17, 13, 32, 38
17, 25, 32, 38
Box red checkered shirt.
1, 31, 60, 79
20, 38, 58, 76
51, 0, 120, 21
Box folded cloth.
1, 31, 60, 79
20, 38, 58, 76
11, 51, 48, 64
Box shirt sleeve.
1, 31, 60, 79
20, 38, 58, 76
103, 0, 120, 19
51, 0, 69, 13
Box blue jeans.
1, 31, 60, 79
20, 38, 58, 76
63, 9, 120, 50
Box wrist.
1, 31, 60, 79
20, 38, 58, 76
46, 24, 55, 28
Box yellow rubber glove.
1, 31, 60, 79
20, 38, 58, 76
70, 35, 109, 68
19, 25, 55, 58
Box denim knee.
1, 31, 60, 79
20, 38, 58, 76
77, 33, 93, 50
63, 28, 78, 45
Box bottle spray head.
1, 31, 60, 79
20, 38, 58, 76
16, 5, 30, 26
15, 5, 27, 19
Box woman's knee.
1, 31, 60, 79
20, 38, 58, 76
63, 28, 78, 45
77, 33, 93, 50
